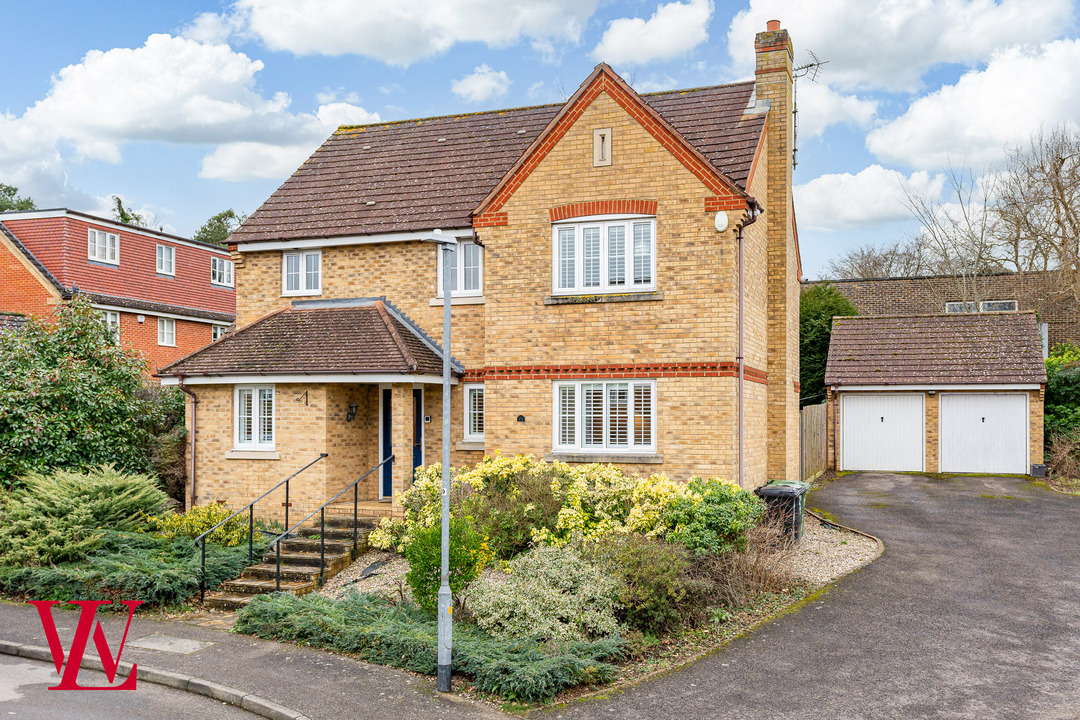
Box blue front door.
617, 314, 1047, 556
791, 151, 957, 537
381, 388, 392, 498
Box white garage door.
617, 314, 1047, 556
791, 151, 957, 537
840, 394, 924, 472
939, 393, 1028, 475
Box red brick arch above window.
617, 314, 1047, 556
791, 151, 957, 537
549, 200, 658, 222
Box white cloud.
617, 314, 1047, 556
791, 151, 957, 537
451, 65, 511, 103
316, 88, 360, 105
796, 82, 877, 139
233, 0, 599, 66
592, 0, 713, 66
867, 39, 1080, 170
181, 12, 245, 44
727, 0, 1071, 92
795, 165, 945, 232
200, 142, 318, 181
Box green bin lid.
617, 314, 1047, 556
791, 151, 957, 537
754, 479, 810, 498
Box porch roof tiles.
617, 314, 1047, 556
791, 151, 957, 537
159, 300, 454, 378
824, 312, 1047, 386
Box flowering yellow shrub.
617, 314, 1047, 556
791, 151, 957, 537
145, 503, 249, 547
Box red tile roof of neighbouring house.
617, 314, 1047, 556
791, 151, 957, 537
159, 299, 456, 378
231, 79, 766, 244
0, 312, 27, 333
825, 312, 1048, 386
0, 210, 236, 321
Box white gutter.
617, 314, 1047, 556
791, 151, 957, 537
834, 383, 1042, 391
237, 227, 474, 252
160, 373, 459, 386
90, 302, 232, 326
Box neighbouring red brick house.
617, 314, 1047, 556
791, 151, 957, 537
0, 209, 236, 373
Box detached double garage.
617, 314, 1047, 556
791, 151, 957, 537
825, 313, 1047, 476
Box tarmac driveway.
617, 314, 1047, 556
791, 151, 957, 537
544, 473, 1080, 720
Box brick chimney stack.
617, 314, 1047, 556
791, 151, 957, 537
755, 20, 800, 482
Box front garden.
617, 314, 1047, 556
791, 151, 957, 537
234, 455, 817, 705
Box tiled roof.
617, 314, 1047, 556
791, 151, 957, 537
825, 312, 1047, 386
160, 300, 452, 378
0, 312, 28, 333
232, 80, 764, 244
83, 292, 235, 324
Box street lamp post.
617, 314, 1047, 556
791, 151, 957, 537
420, 230, 458, 693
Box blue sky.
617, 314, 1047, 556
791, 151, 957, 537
2, 0, 1077, 277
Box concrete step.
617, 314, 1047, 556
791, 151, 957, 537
220, 577, 315, 596
278, 536, 356, 555
241, 563, 324, 582
204, 593, 255, 611
319, 514, 380, 529
296, 525, 372, 543
261, 551, 353, 571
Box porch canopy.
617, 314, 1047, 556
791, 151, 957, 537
158, 297, 462, 384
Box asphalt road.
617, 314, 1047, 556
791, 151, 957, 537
0, 654, 259, 720
542, 473, 1080, 720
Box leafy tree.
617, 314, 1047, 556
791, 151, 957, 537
0, 296, 182, 487
800, 283, 857, 406
0, 183, 36, 212
193, 209, 247, 246
111, 195, 150, 227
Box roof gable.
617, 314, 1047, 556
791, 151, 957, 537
474, 64, 748, 222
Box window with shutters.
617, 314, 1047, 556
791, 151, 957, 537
235, 385, 275, 451
553, 380, 656, 453
552, 217, 655, 295
464, 384, 485, 442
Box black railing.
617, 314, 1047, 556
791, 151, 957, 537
196, 453, 328, 603
268, 454, 395, 591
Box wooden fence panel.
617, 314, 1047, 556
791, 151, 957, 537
800, 402, 827, 481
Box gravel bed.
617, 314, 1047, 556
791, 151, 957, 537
781, 514, 880, 587
321, 515, 879, 601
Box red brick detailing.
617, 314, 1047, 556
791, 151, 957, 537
704, 196, 748, 212
793, 381, 801, 393
462, 369, 486, 382
472, 212, 508, 227
477, 71, 744, 217
549, 200, 658, 222
474, 362, 768, 384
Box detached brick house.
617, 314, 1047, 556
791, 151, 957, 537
0, 209, 236, 373
161, 21, 803, 520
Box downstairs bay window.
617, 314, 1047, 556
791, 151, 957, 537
553, 380, 656, 454
235, 385, 275, 451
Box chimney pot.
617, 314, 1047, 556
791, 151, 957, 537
766, 19, 781, 31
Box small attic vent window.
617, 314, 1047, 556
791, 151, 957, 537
437, 138, 446, 142
593, 128, 612, 167
362, 145, 371, 150
517, 129, 527, 134
366, 201, 376, 206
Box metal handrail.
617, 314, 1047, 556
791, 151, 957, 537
198, 453, 328, 603
268, 454, 395, 591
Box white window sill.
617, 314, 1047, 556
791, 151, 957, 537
544, 290, 662, 305
430, 295, 485, 306
545, 452, 662, 464
158, 343, 176, 348
227, 450, 280, 460
282, 291, 321, 297
457, 441, 485, 451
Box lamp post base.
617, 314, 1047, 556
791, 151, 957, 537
437, 583, 452, 692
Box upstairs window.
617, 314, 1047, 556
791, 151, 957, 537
944, 302, 977, 314
88, 229, 119, 264
980, 300, 1017, 312
464, 384, 485, 442
211, 257, 234, 287
156, 245, 175, 275
553, 218, 655, 294
436, 240, 483, 297
212, 324, 229, 341
553, 379, 656, 454
283, 250, 321, 295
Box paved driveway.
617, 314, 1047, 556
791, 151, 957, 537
543, 473, 1080, 720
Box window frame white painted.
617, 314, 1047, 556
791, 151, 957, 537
551, 379, 657, 454
463, 383, 485, 442
156, 244, 175, 276
979, 299, 1018, 312
101, 311, 120, 343
212, 324, 229, 341
211, 256, 234, 287
435, 240, 484, 298
944, 301, 977, 313
281, 249, 322, 296
87, 229, 119, 265
157, 317, 176, 347
551, 216, 656, 296
234, 385, 275, 451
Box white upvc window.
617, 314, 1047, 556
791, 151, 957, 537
436, 241, 483, 297
944, 302, 977, 313
156, 245, 175, 275
552, 217, 655, 295
979, 299, 1018, 312
211, 257, 234, 287
464, 383, 485, 442
212, 324, 229, 341
235, 385, 275, 451
282, 250, 321, 295
553, 379, 656, 453
88, 229, 119, 264
157, 317, 175, 346
100, 311, 120, 343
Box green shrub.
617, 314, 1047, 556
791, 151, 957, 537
467, 544, 622, 642
582, 534, 710, 636
0, 530, 265, 607
146, 503, 250, 547
0, 467, 170, 566
663, 477, 765, 555
403, 517, 491, 613
234, 590, 623, 703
